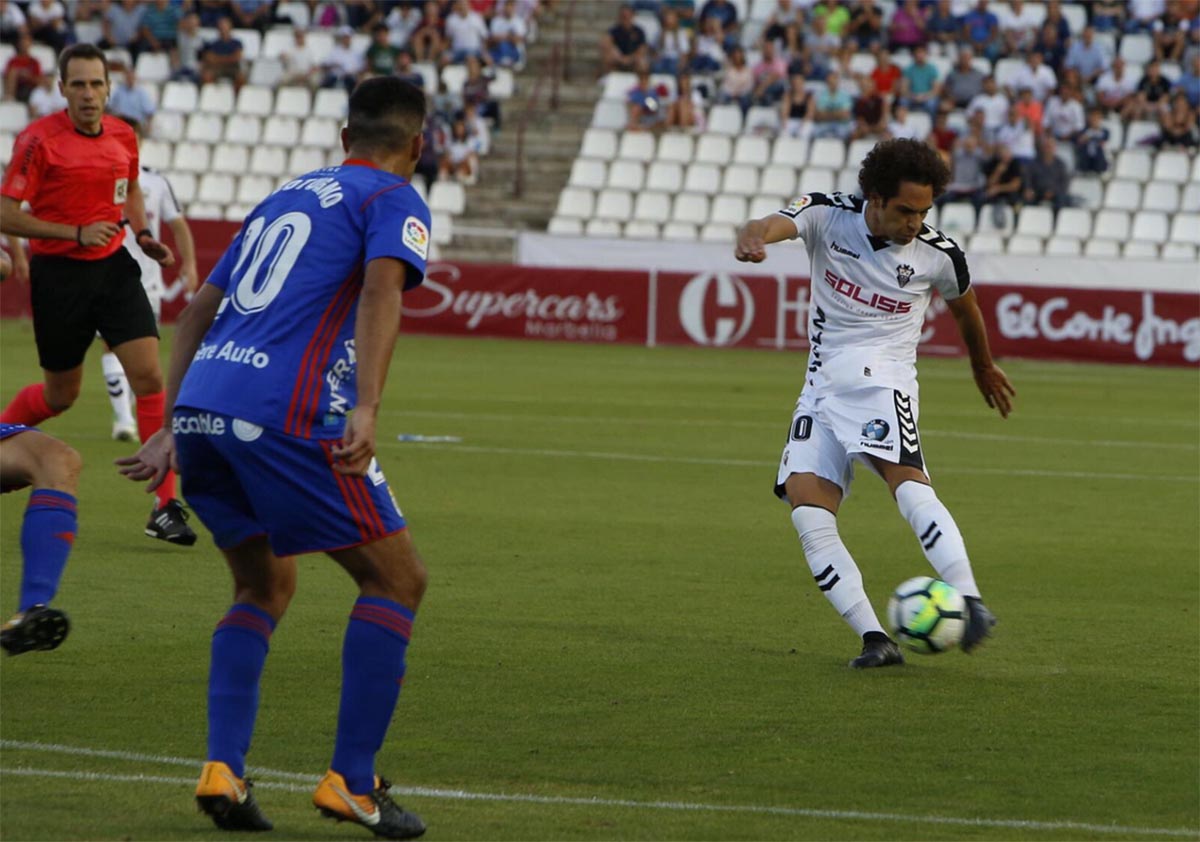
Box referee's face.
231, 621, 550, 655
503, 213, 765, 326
60, 57, 109, 135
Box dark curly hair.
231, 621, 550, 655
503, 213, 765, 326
858, 138, 950, 203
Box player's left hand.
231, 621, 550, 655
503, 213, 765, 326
332, 408, 377, 476
972, 363, 1016, 419
139, 235, 176, 267
115, 427, 178, 492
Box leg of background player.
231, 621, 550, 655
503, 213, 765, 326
0, 367, 82, 425
101, 349, 137, 441
326, 530, 428, 795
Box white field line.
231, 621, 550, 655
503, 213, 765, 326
1, 744, 1196, 839
382, 441, 1200, 484
382, 408, 1198, 451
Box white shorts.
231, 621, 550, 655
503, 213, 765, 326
773, 386, 928, 500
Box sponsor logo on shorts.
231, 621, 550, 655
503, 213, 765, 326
173, 413, 226, 435
366, 458, 387, 487
862, 418, 890, 441
232, 419, 263, 442
859, 440, 894, 451
402, 216, 429, 260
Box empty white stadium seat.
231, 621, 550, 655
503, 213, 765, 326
938, 202, 977, 236
585, 218, 622, 238
580, 128, 618, 161
1141, 182, 1179, 213
968, 233, 1004, 254
591, 99, 626, 131
835, 168, 859, 196
490, 67, 516, 99
1015, 206, 1054, 238
977, 203, 1014, 236
236, 174, 274, 205
300, 118, 339, 148
633, 191, 672, 223
993, 57, 1024, 90
1182, 183, 1200, 213
262, 116, 300, 146
161, 81, 198, 112
1069, 176, 1103, 210
135, 51, 171, 83
430, 180, 467, 215
848, 51, 877, 76
623, 220, 660, 239
1103, 180, 1141, 211
412, 62, 438, 96
211, 143, 250, 174
593, 188, 632, 221
569, 158, 607, 190
657, 133, 694, 163
846, 139, 875, 169
1151, 151, 1190, 184
165, 171, 196, 203
186, 202, 225, 220
744, 106, 780, 135
1054, 207, 1092, 239
248, 58, 283, 88
1168, 213, 1200, 246
661, 221, 699, 241
809, 138, 846, 170
1160, 243, 1198, 261
172, 141, 211, 173
198, 173, 236, 204
249, 146, 287, 176
1006, 235, 1043, 255
1118, 33, 1154, 64
140, 139, 172, 170
274, 86, 311, 118
1130, 210, 1169, 243
1083, 239, 1120, 258
199, 84, 235, 115
799, 167, 835, 195
1122, 242, 1159, 259
235, 86, 274, 117
758, 164, 796, 197
313, 88, 348, 120
224, 203, 256, 221
617, 131, 656, 163
733, 135, 770, 166
771, 136, 809, 167
645, 161, 683, 192
224, 114, 262, 145
1113, 151, 1152, 182
746, 195, 784, 217
707, 104, 744, 136
700, 222, 735, 242
429, 211, 453, 245
1092, 210, 1131, 240
555, 187, 594, 219
710, 195, 747, 225
672, 193, 710, 225
607, 160, 645, 191
1044, 236, 1081, 256
288, 147, 327, 175
600, 72, 637, 101
683, 163, 721, 195
694, 133, 733, 165
722, 164, 759, 196
185, 113, 224, 143
1124, 121, 1159, 149
0, 102, 28, 134
547, 217, 583, 235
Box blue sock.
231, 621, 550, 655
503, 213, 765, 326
19, 489, 77, 611
331, 596, 414, 795
207, 604, 276, 778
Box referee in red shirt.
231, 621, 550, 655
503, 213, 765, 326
0, 43, 194, 545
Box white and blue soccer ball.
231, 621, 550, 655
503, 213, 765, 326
886, 577, 967, 654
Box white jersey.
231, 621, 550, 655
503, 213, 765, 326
122, 165, 182, 299
776, 191, 970, 398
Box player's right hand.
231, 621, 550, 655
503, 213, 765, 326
115, 428, 178, 493
80, 220, 121, 247
734, 225, 767, 263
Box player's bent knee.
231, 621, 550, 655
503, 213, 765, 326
46, 442, 82, 491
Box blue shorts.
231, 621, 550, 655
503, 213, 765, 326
173, 408, 406, 556
0, 423, 33, 441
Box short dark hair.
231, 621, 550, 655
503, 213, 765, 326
858, 138, 950, 202
345, 77, 427, 152
59, 43, 109, 82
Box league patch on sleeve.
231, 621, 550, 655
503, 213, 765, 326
402, 215, 429, 260
779, 194, 813, 218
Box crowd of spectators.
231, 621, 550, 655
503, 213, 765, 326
3, 0, 552, 189
601, 0, 1200, 222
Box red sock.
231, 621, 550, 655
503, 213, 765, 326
136, 392, 177, 507
0, 383, 59, 425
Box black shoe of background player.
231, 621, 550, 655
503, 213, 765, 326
1, 604, 70, 655
849, 632, 905, 669
962, 597, 997, 653
146, 498, 198, 546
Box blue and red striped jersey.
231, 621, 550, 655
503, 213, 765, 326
176, 161, 430, 439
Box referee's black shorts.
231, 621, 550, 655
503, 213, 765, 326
29, 248, 158, 372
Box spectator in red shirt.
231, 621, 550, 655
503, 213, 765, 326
870, 51, 902, 97
3, 32, 41, 102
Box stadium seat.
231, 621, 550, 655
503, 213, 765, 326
672, 193, 710, 225
1006, 235, 1043, 255
1141, 182, 1180, 213
1151, 151, 1190, 184
140, 139, 172, 170
187, 202, 225, 220
657, 133, 694, 163
624, 220, 660, 239
262, 116, 300, 146
809, 138, 846, 170
569, 158, 607, 190
593, 188, 632, 221
1183, 183, 1200, 213
694, 133, 733, 165
547, 216, 584, 235
1130, 210, 1168, 244
211, 143, 250, 174
848, 51, 877, 76
172, 141, 211, 173
1124, 121, 1159, 149
1113, 151, 1152, 183
607, 160, 645, 191
249, 146, 287, 177
135, 51, 171, 83
846, 139, 875, 169
153, 112, 185, 142
1069, 176, 1103, 210
632, 191, 672, 223
993, 57, 1024, 90
224, 114, 262, 145
799, 167, 836, 195
248, 58, 283, 88
313, 88, 349, 120
1168, 213, 1200, 246
185, 113, 224, 143
1160, 242, 1198, 261
661, 221, 699, 241
1092, 210, 1131, 240
223, 202, 256, 222
166, 171, 196, 203
161, 81, 198, 113
1122, 242, 1159, 259
1059, 2, 1086, 31
1054, 207, 1092, 239
749, 195, 786, 217
835, 168, 859, 195
236, 174, 274, 205
1103, 180, 1142, 211
617, 131, 656, 163
490, 67, 516, 100
771, 135, 809, 167
758, 163, 796, 197
274, 86, 311, 118
232, 28, 261, 61
977, 203, 1015, 236
683, 162, 722, 195
198, 173, 236, 204
707, 104, 744, 136
585, 218, 622, 238
1118, 33, 1154, 64
700, 222, 735, 242
430, 180, 467, 215
198, 83, 235, 115
235, 86, 274, 117
710, 195, 748, 226
938, 202, 977, 236
1044, 236, 1081, 256
429, 211, 453, 245
555, 187, 594, 219
1015, 206, 1054, 238
600, 71, 637, 100
441, 64, 467, 96
300, 118, 339, 148
288, 146, 327, 174
733, 135, 770, 166
1083, 239, 1120, 258
968, 233, 1004, 254
1192, 156, 1200, 182
744, 106, 780, 135
722, 164, 760, 197
412, 62, 438, 96
580, 128, 618, 161
645, 161, 683, 192
591, 99, 626, 131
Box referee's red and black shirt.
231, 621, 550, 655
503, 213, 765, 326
2, 111, 139, 261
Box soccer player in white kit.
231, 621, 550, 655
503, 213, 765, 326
104, 118, 198, 441
735, 139, 1015, 668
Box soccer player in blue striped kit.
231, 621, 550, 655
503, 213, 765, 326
118, 77, 433, 839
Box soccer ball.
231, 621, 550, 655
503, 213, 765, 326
886, 577, 967, 654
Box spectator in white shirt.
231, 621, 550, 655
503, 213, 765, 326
967, 75, 1010, 138
280, 26, 318, 87
26, 72, 66, 118
321, 26, 365, 92
996, 0, 1042, 55
1, 0, 28, 45
1042, 84, 1085, 141
443, 0, 491, 66
650, 7, 689, 75
385, 4, 421, 49
1095, 56, 1138, 112
995, 105, 1036, 162
1009, 51, 1056, 100
27, 0, 67, 52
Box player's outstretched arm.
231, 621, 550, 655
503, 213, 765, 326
167, 217, 200, 292
946, 288, 1016, 418
332, 257, 408, 477
126, 180, 175, 267
734, 214, 798, 263
0, 196, 118, 246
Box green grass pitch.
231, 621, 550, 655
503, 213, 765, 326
2, 320, 1197, 841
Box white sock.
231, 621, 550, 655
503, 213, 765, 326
894, 481, 980, 598
101, 352, 135, 428
791, 505, 885, 637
